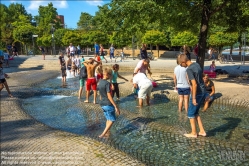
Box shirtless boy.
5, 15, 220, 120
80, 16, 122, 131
83, 58, 101, 103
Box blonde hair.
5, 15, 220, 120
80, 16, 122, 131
103, 67, 112, 76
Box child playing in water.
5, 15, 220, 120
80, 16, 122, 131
98, 67, 120, 138
112, 64, 128, 100
0, 61, 13, 97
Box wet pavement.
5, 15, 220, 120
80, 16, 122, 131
1, 55, 249, 165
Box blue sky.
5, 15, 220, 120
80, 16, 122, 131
2, 0, 110, 29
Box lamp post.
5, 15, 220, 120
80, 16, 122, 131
32, 35, 38, 56
241, 32, 246, 65
50, 23, 56, 57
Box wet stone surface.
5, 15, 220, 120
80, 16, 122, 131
18, 74, 249, 165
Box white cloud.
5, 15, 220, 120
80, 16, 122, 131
27, 0, 68, 11
86, 0, 104, 6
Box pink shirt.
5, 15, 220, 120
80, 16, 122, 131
134, 60, 147, 74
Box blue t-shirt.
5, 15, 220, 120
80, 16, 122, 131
110, 46, 114, 53
186, 63, 206, 94
94, 44, 99, 53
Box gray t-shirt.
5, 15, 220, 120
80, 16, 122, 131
186, 63, 206, 94
174, 65, 190, 88
98, 79, 112, 106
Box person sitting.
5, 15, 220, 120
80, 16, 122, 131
209, 61, 216, 72
202, 74, 215, 112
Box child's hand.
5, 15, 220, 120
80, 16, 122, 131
115, 106, 120, 115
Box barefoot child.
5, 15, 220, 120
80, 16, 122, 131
178, 53, 206, 138
98, 67, 120, 138
112, 64, 128, 100
0, 61, 13, 97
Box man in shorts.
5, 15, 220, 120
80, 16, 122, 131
69, 43, 76, 58
98, 67, 120, 138
133, 72, 153, 107
83, 58, 101, 104
178, 53, 206, 138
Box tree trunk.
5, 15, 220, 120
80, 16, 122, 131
197, 0, 211, 70
229, 45, 233, 55
157, 45, 159, 58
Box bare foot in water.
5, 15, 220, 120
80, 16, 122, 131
184, 133, 197, 138
198, 132, 207, 137
84, 100, 89, 103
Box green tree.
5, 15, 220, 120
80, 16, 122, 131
35, 3, 60, 35
62, 30, 81, 46
88, 31, 109, 45
208, 31, 239, 53
54, 28, 68, 47
142, 30, 167, 57
77, 12, 93, 30
109, 32, 131, 49
171, 31, 198, 47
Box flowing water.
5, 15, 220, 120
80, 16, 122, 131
21, 75, 249, 165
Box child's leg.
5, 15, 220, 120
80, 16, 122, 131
3, 81, 12, 97
116, 83, 120, 99
184, 95, 189, 112
178, 95, 184, 112
196, 115, 206, 136
99, 120, 114, 137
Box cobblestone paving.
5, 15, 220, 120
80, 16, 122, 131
1, 70, 144, 166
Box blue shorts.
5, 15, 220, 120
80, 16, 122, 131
188, 93, 205, 118
177, 88, 190, 95
95, 51, 99, 55
101, 105, 116, 122
204, 93, 214, 101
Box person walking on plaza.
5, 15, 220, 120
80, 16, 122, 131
59, 52, 67, 84
100, 44, 108, 63
83, 58, 101, 104
77, 45, 81, 56
178, 53, 206, 138
0, 61, 13, 97
111, 64, 128, 100
98, 67, 120, 138
174, 57, 190, 112
140, 44, 148, 59
39, 46, 45, 60
3, 52, 9, 68
180, 45, 191, 61
109, 44, 115, 62
94, 42, 100, 58
12, 44, 18, 57
69, 43, 76, 58
208, 47, 215, 61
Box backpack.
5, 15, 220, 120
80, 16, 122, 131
79, 66, 87, 79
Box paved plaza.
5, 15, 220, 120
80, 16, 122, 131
1, 55, 248, 165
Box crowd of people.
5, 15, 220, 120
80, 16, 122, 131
57, 42, 218, 138
0, 41, 218, 139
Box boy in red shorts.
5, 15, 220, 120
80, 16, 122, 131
83, 58, 101, 104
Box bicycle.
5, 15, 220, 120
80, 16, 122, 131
115, 51, 128, 62
218, 54, 227, 64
